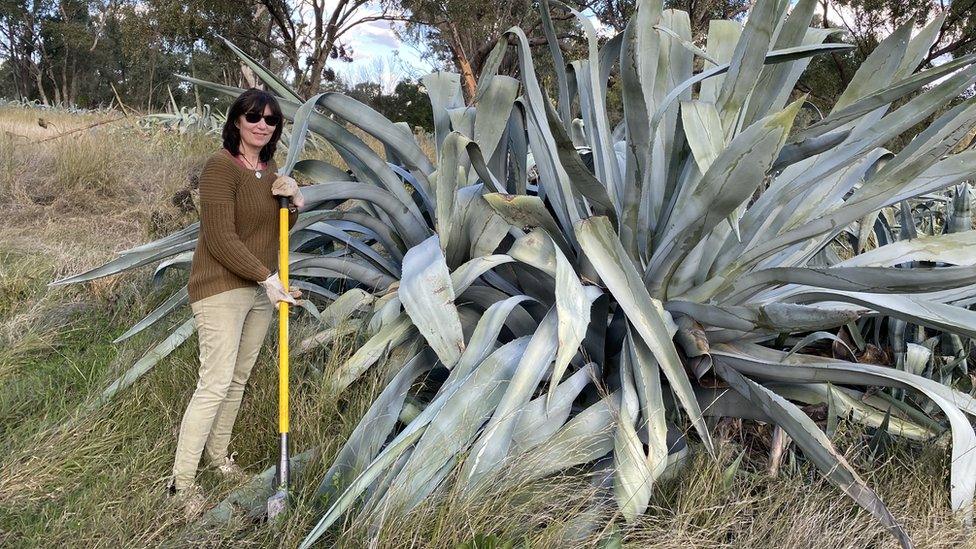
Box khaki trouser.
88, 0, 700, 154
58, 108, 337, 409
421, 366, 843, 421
172, 286, 273, 489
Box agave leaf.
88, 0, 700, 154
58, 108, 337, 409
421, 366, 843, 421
88, 317, 196, 411
614, 337, 654, 522
423, 71, 464, 154
619, 14, 653, 256
484, 193, 574, 256
874, 97, 976, 181
772, 129, 852, 173
502, 25, 585, 230
113, 286, 188, 343
473, 75, 521, 163
462, 139, 506, 192
290, 280, 339, 301
741, 0, 818, 127
896, 12, 947, 80
316, 288, 374, 327
152, 251, 192, 286
648, 99, 802, 293
598, 32, 625, 98
448, 105, 476, 140
784, 332, 855, 361
715, 0, 781, 134
293, 158, 349, 183
653, 42, 854, 129
550, 238, 592, 407
831, 19, 912, 112
699, 20, 741, 104
726, 265, 976, 302
116, 222, 199, 255
453, 295, 537, 378
299, 182, 428, 246
335, 337, 532, 525
520, 391, 621, 482
304, 222, 401, 277
737, 149, 976, 270
399, 236, 465, 368
314, 93, 435, 179
461, 308, 561, 485
508, 228, 558, 277
435, 133, 465, 251
628, 331, 669, 480
288, 254, 396, 290
316, 350, 433, 502
298, 209, 406, 260
714, 363, 913, 549
654, 23, 718, 65
557, 1, 623, 199
693, 386, 771, 421
217, 35, 302, 102
513, 363, 596, 452
389, 337, 531, 509
714, 342, 976, 516
782, 288, 976, 340
542, 95, 616, 217
279, 92, 329, 177
791, 54, 976, 143
904, 343, 932, 376
462, 287, 596, 485
665, 300, 859, 333
332, 316, 416, 392
49, 240, 195, 287
538, 0, 571, 124
576, 216, 714, 455
681, 100, 724, 173
296, 322, 361, 356
300, 423, 426, 549
449, 185, 511, 265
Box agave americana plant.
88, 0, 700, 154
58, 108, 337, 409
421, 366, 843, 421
52, 0, 976, 547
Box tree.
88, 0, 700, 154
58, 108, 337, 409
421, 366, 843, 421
382, 0, 597, 104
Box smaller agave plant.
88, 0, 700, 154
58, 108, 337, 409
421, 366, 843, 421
141, 87, 225, 134
52, 0, 976, 547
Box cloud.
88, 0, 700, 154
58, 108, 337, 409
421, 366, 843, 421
345, 19, 401, 58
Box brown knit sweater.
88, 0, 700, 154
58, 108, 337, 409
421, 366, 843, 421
188, 148, 298, 304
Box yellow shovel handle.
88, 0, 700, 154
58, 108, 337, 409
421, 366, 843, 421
277, 198, 289, 435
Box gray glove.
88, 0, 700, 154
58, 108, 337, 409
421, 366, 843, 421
258, 272, 301, 309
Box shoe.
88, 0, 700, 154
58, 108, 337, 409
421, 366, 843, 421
167, 481, 207, 520
210, 451, 247, 482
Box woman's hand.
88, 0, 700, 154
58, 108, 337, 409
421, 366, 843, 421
271, 175, 305, 211
258, 272, 302, 309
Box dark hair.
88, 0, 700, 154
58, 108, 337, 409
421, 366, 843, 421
222, 88, 284, 163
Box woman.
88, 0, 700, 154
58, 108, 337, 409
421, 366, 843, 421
167, 88, 305, 517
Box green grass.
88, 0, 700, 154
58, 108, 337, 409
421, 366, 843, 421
0, 105, 974, 548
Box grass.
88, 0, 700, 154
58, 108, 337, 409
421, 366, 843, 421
0, 104, 973, 548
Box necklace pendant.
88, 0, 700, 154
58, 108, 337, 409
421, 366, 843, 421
255, 171, 262, 179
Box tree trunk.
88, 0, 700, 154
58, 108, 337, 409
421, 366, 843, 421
446, 22, 477, 104
241, 63, 259, 89
69, 61, 78, 105
147, 60, 155, 111
49, 67, 62, 105
34, 67, 50, 105
191, 65, 203, 112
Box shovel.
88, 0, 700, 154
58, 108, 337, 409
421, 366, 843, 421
267, 195, 292, 520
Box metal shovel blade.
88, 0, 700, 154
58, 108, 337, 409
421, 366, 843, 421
267, 488, 288, 520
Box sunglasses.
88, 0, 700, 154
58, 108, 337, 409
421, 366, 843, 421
243, 111, 281, 126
